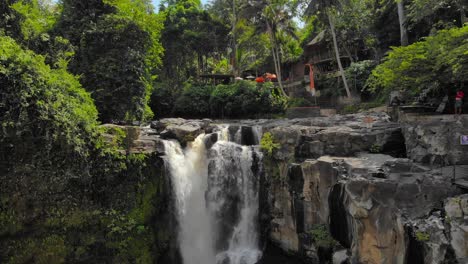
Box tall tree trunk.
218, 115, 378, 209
274, 39, 286, 96
232, 0, 238, 76
397, 0, 408, 46
267, 22, 287, 97
454, 0, 467, 25
328, 13, 351, 98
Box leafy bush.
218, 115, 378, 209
415, 231, 430, 242
173, 84, 214, 117
150, 81, 181, 118
0, 36, 99, 168
369, 144, 383, 153
210, 80, 285, 118
309, 224, 336, 248
260, 132, 280, 157
345, 60, 377, 93
170, 81, 286, 118
365, 26, 468, 102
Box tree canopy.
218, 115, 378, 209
365, 25, 468, 101
0, 35, 99, 167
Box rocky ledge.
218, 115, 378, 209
259, 113, 468, 264
3, 113, 465, 263
105, 113, 467, 263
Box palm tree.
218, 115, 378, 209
306, 0, 352, 98
240, 0, 296, 97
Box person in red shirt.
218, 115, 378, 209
455, 88, 464, 115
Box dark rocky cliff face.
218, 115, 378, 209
257, 114, 468, 264
0, 126, 178, 263
1, 114, 467, 263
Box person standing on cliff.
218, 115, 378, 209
455, 88, 464, 115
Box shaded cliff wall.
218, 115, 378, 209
259, 114, 466, 264
0, 126, 177, 263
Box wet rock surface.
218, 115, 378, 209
258, 113, 468, 264
2, 113, 467, 263
82, 115, 468, 263
143, 114, 467, 264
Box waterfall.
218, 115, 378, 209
163, 135, 217, 264
163, 126, 263, 264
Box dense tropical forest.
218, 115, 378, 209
0, 0, 467, 263
1, 0, 466, 123
0, 0, 466, 196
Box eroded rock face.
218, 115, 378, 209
266, 152, 461, 263
135, 115, 466, 264
445, 194, 468, 263
152, 118, 212, 145
267, 158, 344, 260
261, 113, 406, 161
401, 115, 468, 165
406, 213, 451, 264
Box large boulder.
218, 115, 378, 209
401, 114, 468, 165
261, 113, 406, 161
152, 118, 213, 145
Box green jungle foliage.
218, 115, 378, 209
365, 26, 468, 102
160, 0, 229, 83
11, 0, 75, 70
314, 60, 377, 99
172, 81, 286, 118
150, 80, 180, 118
57, 0, 164, 122
0, 0, 22, 40
309, 224, 337, 249
0, 36, 99, 167
260, 132, 280, 157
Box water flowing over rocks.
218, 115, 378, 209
128, 114, 468, 264
100, 114, 468, 264
2, 113, 467, 263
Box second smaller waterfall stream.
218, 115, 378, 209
163, 126, 262, 264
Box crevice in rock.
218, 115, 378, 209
382, 128, 407, 158
288, 164, 305, 234
258, 242, 308, 264
317, 246, 333, 264
404, 226, 425, 264
329, 183, 352, 249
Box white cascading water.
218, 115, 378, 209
163, 126, 262, 264
163, 136, 217, 264
210, 141, 262, 264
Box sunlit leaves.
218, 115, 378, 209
365, 26, 468, 100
